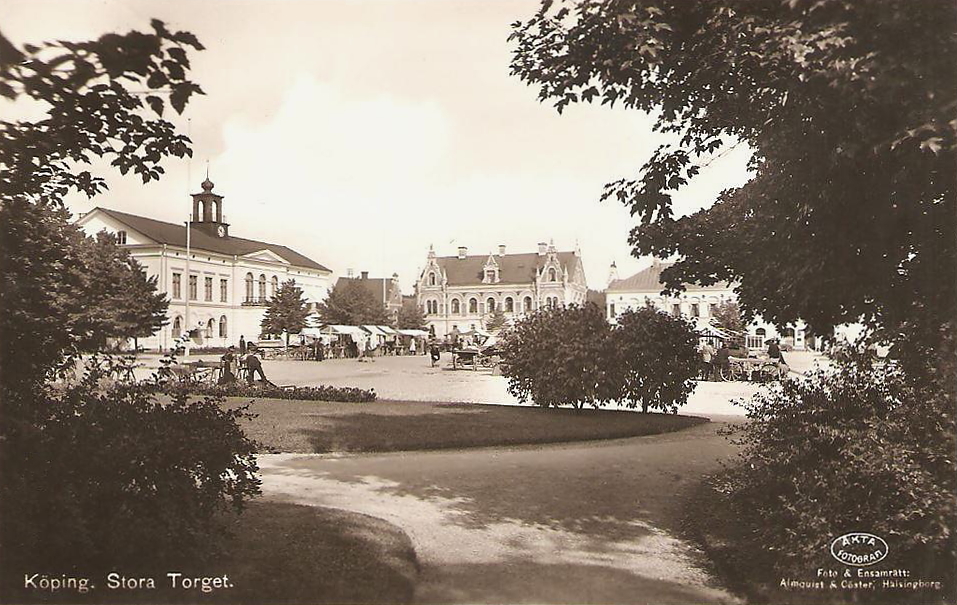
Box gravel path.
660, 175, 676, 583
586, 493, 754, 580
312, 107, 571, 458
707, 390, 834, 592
259, 421, 743, 604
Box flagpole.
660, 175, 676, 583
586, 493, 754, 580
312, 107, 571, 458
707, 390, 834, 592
184, 214, 191, 359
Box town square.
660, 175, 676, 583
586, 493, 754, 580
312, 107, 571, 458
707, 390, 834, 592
1, 1, 954, 605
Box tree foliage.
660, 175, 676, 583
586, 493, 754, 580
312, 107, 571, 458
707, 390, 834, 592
396, 298, 427, 330
710, 300, 745, 334
486, 308, 508, 332
261, 279, 310, 345
509, 0, 956, 351
317, 280, 389, 326
611, 307, 699, 413
500, 304, 616, 409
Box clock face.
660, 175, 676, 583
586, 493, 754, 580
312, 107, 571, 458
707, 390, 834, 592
217, 225, 226, 237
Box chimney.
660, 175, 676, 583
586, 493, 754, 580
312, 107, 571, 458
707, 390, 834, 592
360, 271, 369, 280
607, 261, 619, 287
498, 244, 506, 256
457, 246, 468, 259
537, 242, 547, 256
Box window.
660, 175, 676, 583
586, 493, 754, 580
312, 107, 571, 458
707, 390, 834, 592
485, 270, 495, 283
116, 230, 127, 245
691, 303, 699, 318
245, 273, 254, 302
487, 298, 496, 313
523, 296, 533, 312
426, 300, 438, 315
172, 316, 182, 336
468, 298, 478, 314
258, 274, 266, 300
204, 276, 213, 301
610, 303, 616, 318
548, 268, 557, 281
219, 316, 227, 338
271, 275, 279, 297
220, 279, 228, 302
672, 303, 681, 316
428, 272, 436, 286
188, 275, 198, 300
504, 297, 514, 312
206, 318, 215, 339
451, 299, 460, 314
172, 273, 181, 299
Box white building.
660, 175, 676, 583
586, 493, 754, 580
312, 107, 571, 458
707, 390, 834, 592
77, 178, 332, 350
606, 259, 807, 350
416, 241, 588, 337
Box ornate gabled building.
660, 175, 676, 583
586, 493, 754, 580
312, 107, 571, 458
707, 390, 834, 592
76, 178, 333, 350
416, 241, 588, 337
605, 258, 808, 350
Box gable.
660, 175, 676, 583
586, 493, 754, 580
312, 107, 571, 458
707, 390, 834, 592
243, 249, 289, 264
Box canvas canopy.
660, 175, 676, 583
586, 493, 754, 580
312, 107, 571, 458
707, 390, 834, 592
397, 329, 429, 337
322, 325, 366, 337
361, 325, 389, 337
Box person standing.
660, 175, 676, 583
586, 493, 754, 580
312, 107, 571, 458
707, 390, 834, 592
700, 340, 715, 380
219, 346, 237, 384
409, 337, 416, 356
239, 335, 247, 356
767, 339, 781, 360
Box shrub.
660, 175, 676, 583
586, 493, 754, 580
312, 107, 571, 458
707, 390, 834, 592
499, 303, 617, 409
171, 381, 377, 402
0, 355, 261, 579
611, 307, 700, 413
720, 348, 956, 598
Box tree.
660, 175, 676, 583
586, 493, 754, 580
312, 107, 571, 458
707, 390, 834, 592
509, 1, 956, 367
261, 279, 310, 347
499, 304, 616, 409
396, 298, 427, 330
610, 307, 700, 413
316, 280, 389, 326
486, 308, 508, 332
710, 300, 745, 334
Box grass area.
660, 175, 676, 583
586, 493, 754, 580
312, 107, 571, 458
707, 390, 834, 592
228, 398, 708, 454
1, 500, 418, 605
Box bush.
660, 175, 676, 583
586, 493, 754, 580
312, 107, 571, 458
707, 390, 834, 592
611, 307, 700, 413
719, 348, 956, 599
172, 381, 377, 403
0, 355, 261, 580
499, 303, 617, 409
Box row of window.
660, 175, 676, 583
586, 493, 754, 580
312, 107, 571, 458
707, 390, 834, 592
169, 272, 284, 303
424, 296, 565, 316
245, 273, 279, 303
609, 301, 714, 319
425, 268, 562, 288
172, 315, 228, 339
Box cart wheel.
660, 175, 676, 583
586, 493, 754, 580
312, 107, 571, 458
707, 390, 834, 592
719, 366, 733, 382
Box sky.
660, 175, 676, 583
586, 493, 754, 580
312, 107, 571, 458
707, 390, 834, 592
5, 0, 752, 294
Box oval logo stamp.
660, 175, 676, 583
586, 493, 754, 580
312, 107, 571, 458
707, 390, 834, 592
830, 532, 889, 567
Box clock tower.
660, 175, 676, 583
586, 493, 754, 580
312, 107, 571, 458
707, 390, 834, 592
190, 177, 230, 237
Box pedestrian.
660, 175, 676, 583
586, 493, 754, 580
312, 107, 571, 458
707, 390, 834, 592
219, 346, 238, 384
767, 339, 781, 360
700, 340, 715, 380
244, 347, 268, 384
429, 339, 441, 367
239, 335, 247, 355
409, 337, 416, 356
716, 340, 731, 380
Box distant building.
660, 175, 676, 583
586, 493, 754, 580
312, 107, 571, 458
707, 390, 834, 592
335, 271, 403, 325
606, 259, 807, 350
416, 241, 588, 337
76, 178, 332, 350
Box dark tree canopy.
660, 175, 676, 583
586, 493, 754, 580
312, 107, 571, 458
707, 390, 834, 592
316, 280, 389, 326
261, 280, 311, 345
396, 298, 427, 330
486, 308, 508, 332
510, 1, 956, 349
710, 300, 745, 334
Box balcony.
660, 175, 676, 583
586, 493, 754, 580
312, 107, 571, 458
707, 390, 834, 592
241, 298, 268, 307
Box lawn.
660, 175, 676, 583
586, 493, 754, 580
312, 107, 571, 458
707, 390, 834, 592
227, 398, 708, 454
1, 499, 418, 605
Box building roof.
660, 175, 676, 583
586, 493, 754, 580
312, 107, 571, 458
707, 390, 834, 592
336, 276, 400, 303
91, 207, 330, 272
435, 252, 578, 286
607, 261, 732, 293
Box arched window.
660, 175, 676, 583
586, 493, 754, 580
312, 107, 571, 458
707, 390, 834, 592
206, 318, 215, 339
245, 273, 254, 302
487, 298, 496, 313
548, 268, 557, 281
523, 296, 533, 312
428, 272, 436, 286
468, 298, 478, 314
504, 297, 514, 312
271, 275, 279, 297
219, 315, 227, 338
756, 328, 767, 336
173, 316, 182, 336
426, 300, 438, 315
258, 274, 266, 300
451, 299, 460, 314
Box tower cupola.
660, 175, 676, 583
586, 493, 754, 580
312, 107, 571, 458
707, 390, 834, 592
190, 173, 230, 237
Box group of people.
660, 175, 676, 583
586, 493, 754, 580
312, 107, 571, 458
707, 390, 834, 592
219, 334, 270, 385
699, 338, 787, 381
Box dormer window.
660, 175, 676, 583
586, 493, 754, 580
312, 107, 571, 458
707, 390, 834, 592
548, 268, 557, 282
429, 272, 436, 286
485, 269, 496, 283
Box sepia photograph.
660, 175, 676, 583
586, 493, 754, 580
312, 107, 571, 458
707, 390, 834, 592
0, 1, 954, 604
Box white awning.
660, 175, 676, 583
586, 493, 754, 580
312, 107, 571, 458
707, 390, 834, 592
398, 329, 429, 336
377, 325, 397, 334
323, 324, 366, 336
361, 325, 389, 336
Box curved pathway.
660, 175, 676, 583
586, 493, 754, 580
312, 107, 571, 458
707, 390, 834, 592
258, 419, 743, 604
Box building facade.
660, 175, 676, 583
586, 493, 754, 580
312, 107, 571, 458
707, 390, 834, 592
335, 271, 404, 325
606, 259, 807, 350
416, 241, 588, 337
77, 178, 332, 350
